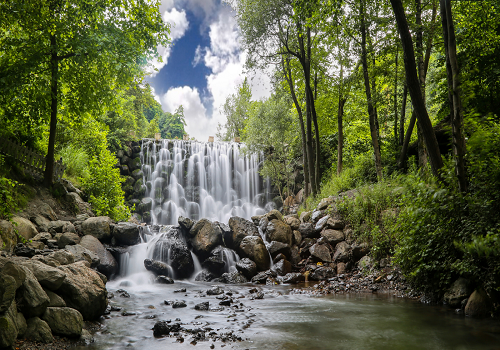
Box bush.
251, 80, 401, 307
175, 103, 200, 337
57, 144, 89, 187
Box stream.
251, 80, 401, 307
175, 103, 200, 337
80, 279, 500, 350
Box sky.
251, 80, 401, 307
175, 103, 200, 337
145, 0, 271, 141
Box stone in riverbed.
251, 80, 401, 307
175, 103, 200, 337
79, 235, 117, 278
144, 259, 172, 277
309, 266, 336, 281
465, 288, 491, 318
238, 236, 270, 271
220, 271, 248, 284
195, 302, 209, 311
190, 220, 223, 260
153, 321, 181, 337
267, 241, 291, 260
282, 272, 305, 284
235, 258, 257, 280
271, 259, 291, 276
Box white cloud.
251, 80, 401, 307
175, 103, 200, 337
148, 7, 189, 76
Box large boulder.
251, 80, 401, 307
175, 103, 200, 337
150, 228, 194, 279
0, 301, 26, 347
0, 274, 17, 313
17, 266, 50, 318
79, 235, 117, 278
81, 216, 113, 242
444, 278, 473, 308
352, 243, 370, 261
20, 260, 66, 291
309, 244, 332, 263
57, 261, 108, 320
282, 272, 305, 284
56, 232, 81, 248
271, 259, 291, 276
238, 236, 270, 271
25, 317, 53, 343
64, 244, 100, 268
220, 271, 248, 284
190, 220, 223, 259
235, 258, 257, 279
113, 222, 140, 246
284, 216, 300, 230
47, 220, 76, 235
267, 241, 291, 260
465, 288, 491, 318
298, 223, 318, 238
333, 242, 351, 262
321, 229, 344, 246
0, 220, 17, 253
42, 307, 83, 337
266, 209, 283, 222
12, 216, 38, 241
310, 266, 336, 281
30, 215, 51, 233
227, 217, 259, 249
201, 256, 225, 276
266, 220, 292, 246
45, 289, 66, 307
38, 203, 58, 221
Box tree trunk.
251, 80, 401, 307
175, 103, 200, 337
360, 0, 383, 180
399, 83, 407, 146
394, 45, 399, 145
415, 0, 428, 169
44, 34, 58, 187
398, 110, 417, 169
283, 57, 310, 198
337, 97, 346, 176
390, 0, 443, 176
308, 30, 321, 190
440, 0, 467, 192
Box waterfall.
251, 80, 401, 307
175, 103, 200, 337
139, 139, 270, 225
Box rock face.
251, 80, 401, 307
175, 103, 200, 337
465, 288, 491, 318
42, 307, 83, 337
113, 222, 140, 246
227, 217, 259, 249
444, 278, 472, 308
81, 216, 113, 242
57, 261, 108, 320
266, 220, 292, 246
79, 235, 118, 278
238, 236, 270, 271
190, 220, 223, 259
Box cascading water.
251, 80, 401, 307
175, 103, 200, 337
139, 139, 272, 225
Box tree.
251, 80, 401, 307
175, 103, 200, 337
0, 0, 169, 186
217, 78, 252, 141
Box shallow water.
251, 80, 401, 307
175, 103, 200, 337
82, 276, 500, 350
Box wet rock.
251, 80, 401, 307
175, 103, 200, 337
190, 220, 223, 260
273, 253, 286, 264
202, 256, 226, 275
57, 261, 108, 320
266, 220, 292, 246
251, 270, 276, 284
20, 260, 66, 291
80, 235, 117, 278
64, 244, 100, 268
131, 169, 144, 180
153, 321, 181, 337
282, 272, 305, 284
151, 229, 194, 279
309, 244, 332, 263
266, 209, 283, 222
12, 216, 38, 241
465, 288, 491, 318
444, 278, 472, 308
292, 230, 302, 246
172, 301, 187, 308
138, 197, 153, 213
219, 299, 232, 306
315, 215, 330, 231
310, 267, 336, 281
238, 235, 270, 271
284, 216, 300, 230
113, 222, 140, 246
47, 220, 76, 235
195, 302, 210, 311
290, 246, 301, 266
178, 216, 194, 233
220, 271, 248, 284
352, 242, 370, 261
194, 270, 216, 282
251, 215, 264, 225
155, 275, 174, 284
227, 217, 259, 250
333, 242, 351, 262
144, 259, 171, 277
14, 243, 36, 258
321, 229, 344, 246
25, 317, 53, 344
206, 286, 224, 295
33, 232, 52, 244
271, 259, 291, 276
236, 258, 257, 279
311, 210, 325, 223
81, 216, 113, 242
267, 241, 291, 259
42, 307, 83, 337
298, 223, 318, 239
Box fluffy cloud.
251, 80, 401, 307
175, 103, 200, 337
148, 7, 189, 76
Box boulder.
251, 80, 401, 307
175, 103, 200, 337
14, 243, 36, 257
38, 203, 58, 221
113, 222, 140, 246
292, 230, 302, 246
20, 260, 66, 291
144, 259, 172, 277
42, 307, 83, 337
266, 220, 292, 246
12, 216, 38, 241
0, 301, 24, 348
47, 220, 76, 235
17, 266, 50, 318
32, 232, 52, 244
138, 197, 153, 214
131, 169, 144, 180
0, 220, 17, 253
271, 259, 291, 276
310, 267, 336, 281
25, 317, 54, 343
235, 258, 257, 279
284, 216, 300, 230
321, 229, 344, 246
57, 232, 81, 248
178, 216, 194, 233
155, 275, 174, 284
194, 270, 217, 282
79, 235, 118, 278
299, 211, 311, 223
444, 278, 473, 308
202, 256, 225, 275
352, 243, 370, 261
45, 289, 66, 307
238, 236, 270, 271
298, 223, 318, 238
220, 271, 248, 284
81, 216, 113, 242
190, 220, 223, 259
266, 209, 283, 222
150, 229, 194, 279
317, 197, 333, 210
315, 215, 330, 232
65, 192, 93, 217
465, 288, 492, 318
0, 260, 26, 289
309, 244, 332, 263
326, 217, 344, 230
64, 244, 100, 268
48, 250, 75, 265
153, 321, 182, 337
282, 272, 305, 284
57, 261, 108, 320
295, 189, 304, 204
0, 274, 17, 313
267, 241, 291, 260
337, 262, 346, 274
30, 215, 51, 233
311, 210, 325, 223
357, 256, 372, 270
227, 217, 259, 249
194, 302, 210, 311
333, 242, 351, 262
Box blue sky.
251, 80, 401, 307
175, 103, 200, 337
145, 0, 270, 141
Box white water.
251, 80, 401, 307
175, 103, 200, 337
140, 139, 271, 225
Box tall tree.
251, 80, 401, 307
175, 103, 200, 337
0, 0, 169, 186
217, 78, 252, 141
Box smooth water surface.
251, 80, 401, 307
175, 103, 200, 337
84, 279, 500, 350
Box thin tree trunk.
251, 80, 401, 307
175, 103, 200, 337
337, 97, 346, 176
440, 0, 467, 192
394, 45, 399, 145
44, 33, 58, 187
283, 57, 309, 198
415, 0, 428, 169
308, 30, 321, 191
399, 110, 417, 169
399, 83, 408, 146
360, 0, 383, 180
390, 0, 443, 177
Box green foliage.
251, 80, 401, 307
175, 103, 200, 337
56, 144, 89, 187
217, 78, 252, 141
0, 156, 26, 221
159, 106, 186, 139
